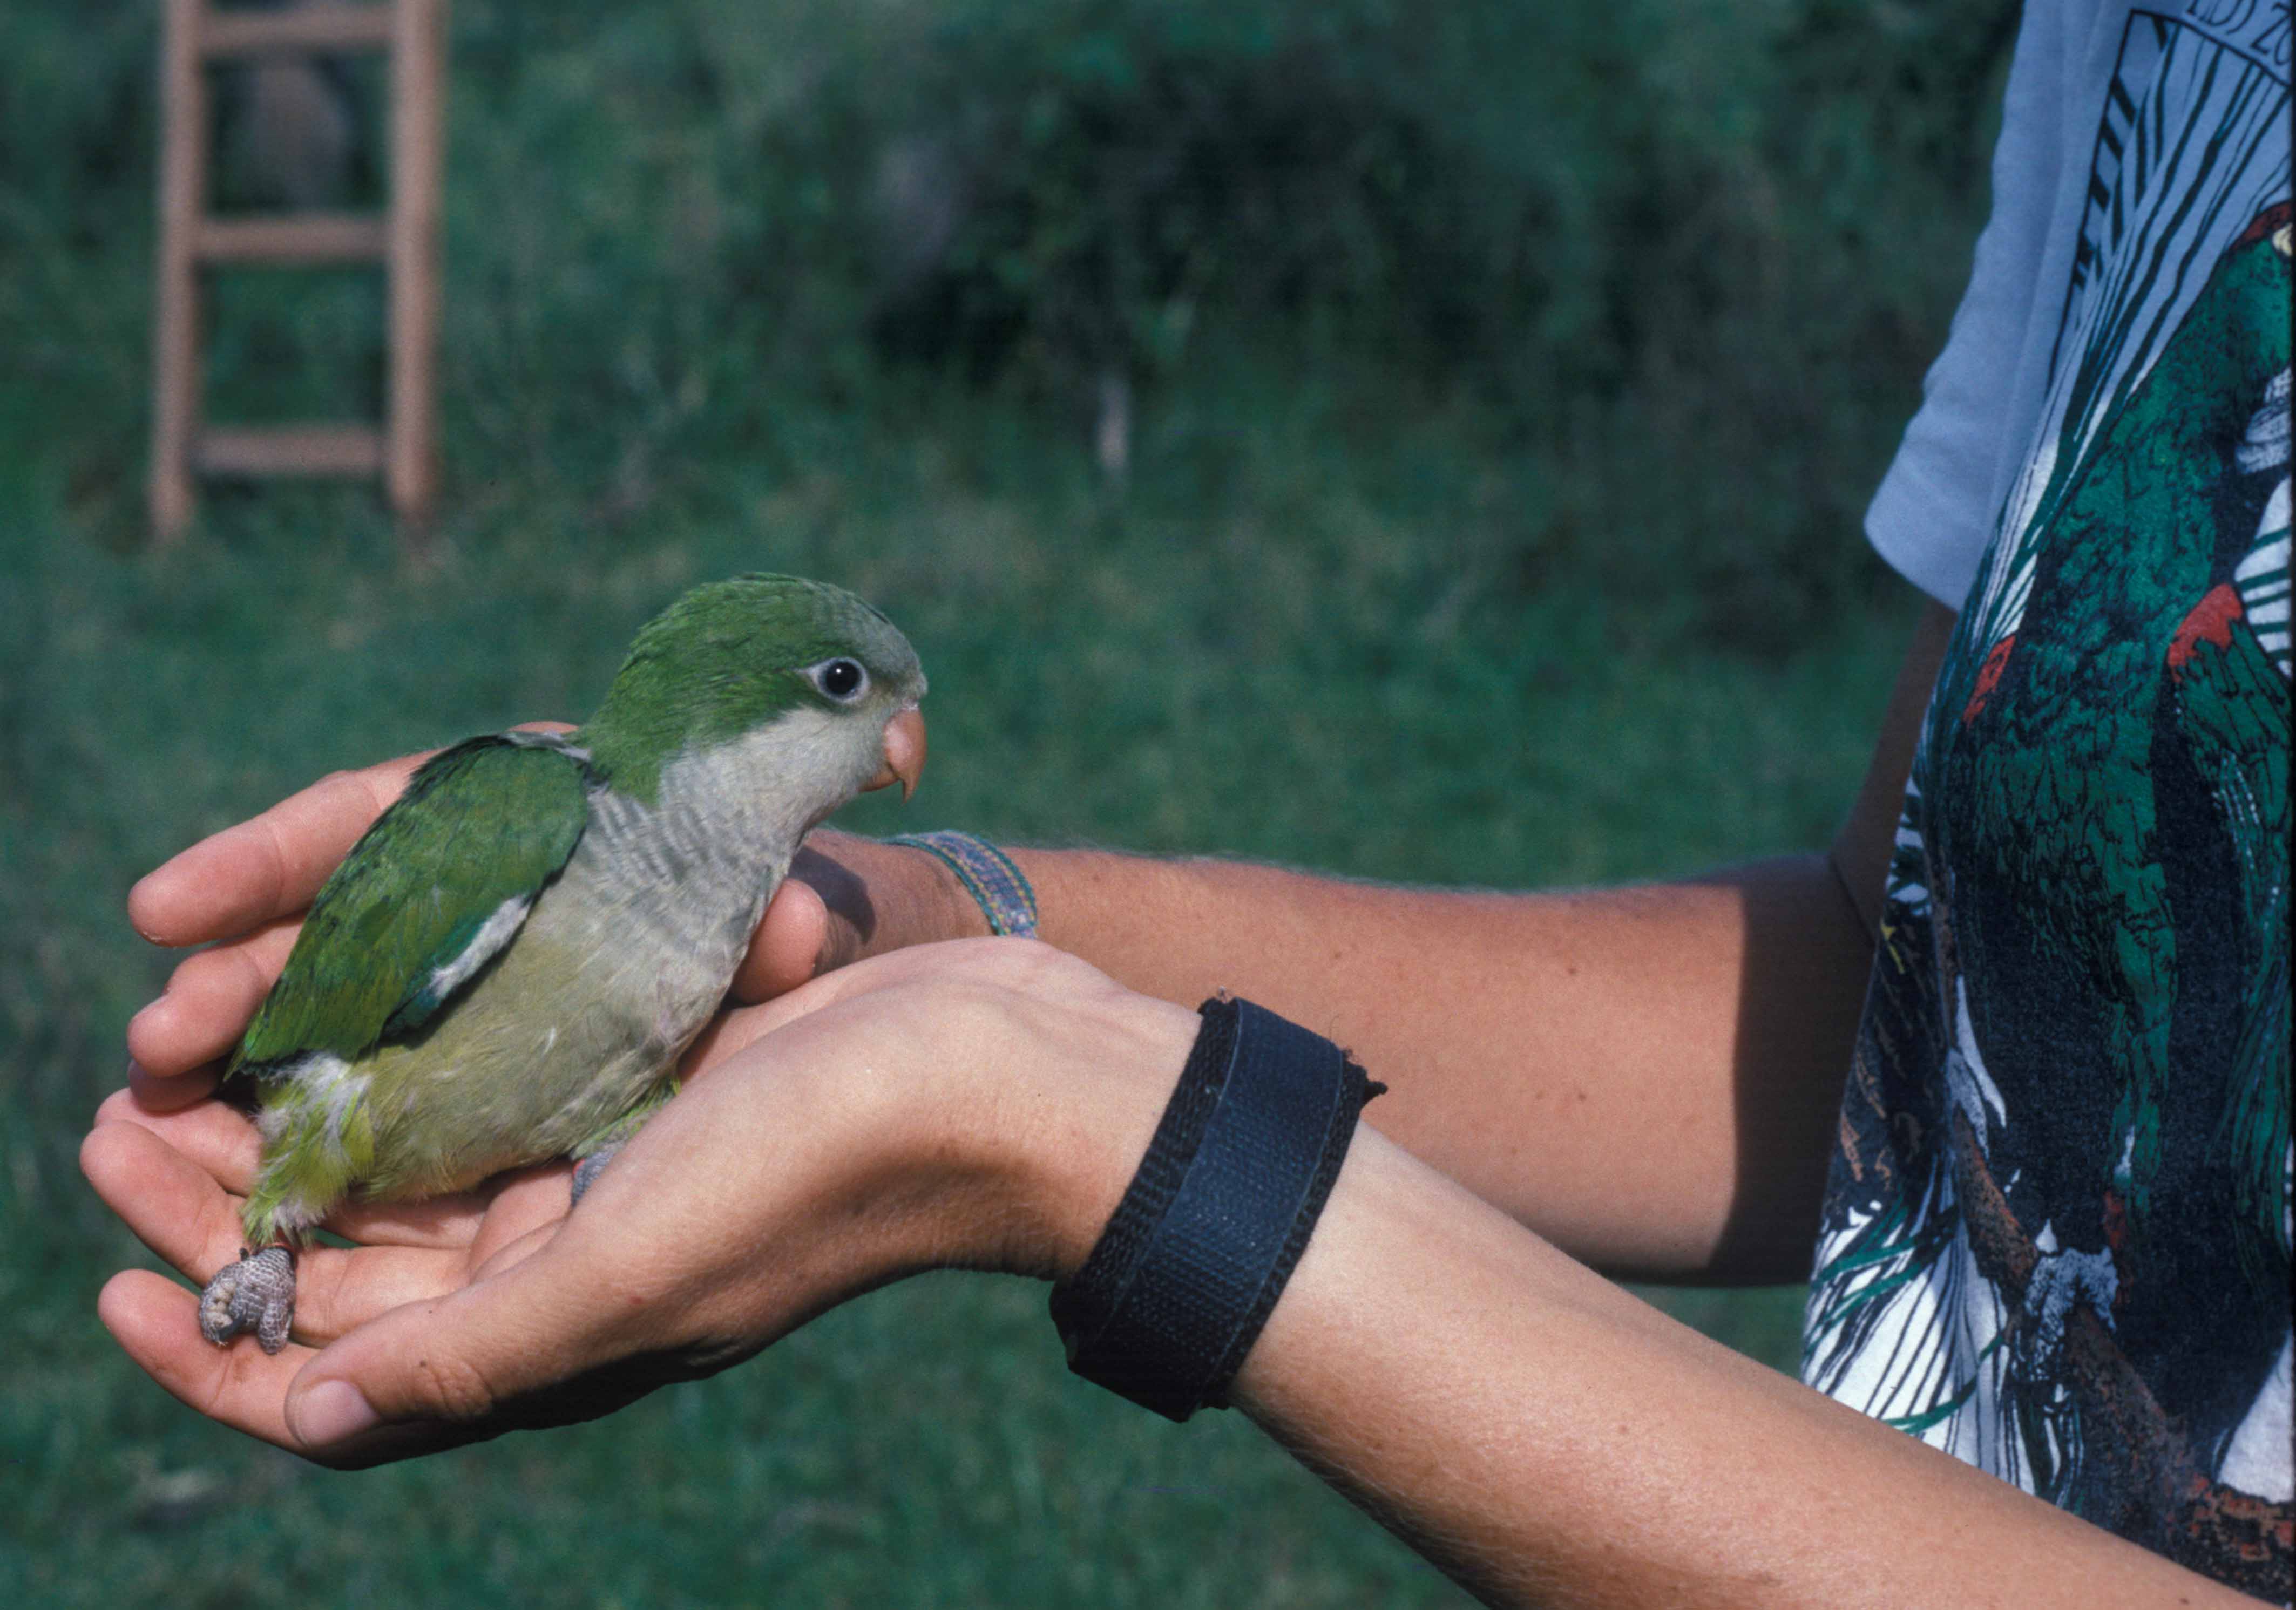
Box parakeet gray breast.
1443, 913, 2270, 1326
272, 711, 854, 1219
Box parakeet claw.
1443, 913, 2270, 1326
2015, 1244, 2119, 1381
198, 1247, 297, 1354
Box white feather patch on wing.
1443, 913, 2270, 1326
259, 1050, 374, 1166
424, 893, 536, 1004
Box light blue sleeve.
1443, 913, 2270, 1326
1862, 0, 2087, 610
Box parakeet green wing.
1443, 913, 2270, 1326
230, 735, 594, 1077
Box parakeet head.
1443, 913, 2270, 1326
578, 574, 927, 806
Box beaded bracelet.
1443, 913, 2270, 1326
886, 831, 1040, 939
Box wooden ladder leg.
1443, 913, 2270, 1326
387, 0, 446, 539
151, 0, 208, 545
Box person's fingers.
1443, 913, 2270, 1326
730, 833, 897, 1003
123, 1057, 219, 1113
98, 1270, 314, 1443
461, 1164, 576, 1267
84, 1120, 571, 1351
81, 1120, 260, 1283
321, 1162, 569, 1258
91, 1086, 573, 1246
101, 1269, 456, 1465
464, 1220, 560, 1286
127, 760, 425, 947
84, 1082, 549, 1251
126, 920, 301, 1076
731, 873, 832, 1001
90, 1089, 261, 1194
282, 1241, 490, 1344
281, 1242, 636, 1460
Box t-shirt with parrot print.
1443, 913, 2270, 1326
1799, 1, 2291, 1600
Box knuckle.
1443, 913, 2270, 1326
976, 936, 1091, 996
244, 819, 294, 916
308, 769, 383, 832
222, 939, 279, 998
358, 753, 428, 812
408, 1345, 502, 1423
169, 942, 274, 1026
1004, 936, 1064, 976
166, 945, 220, 995
348, 766, 399, 816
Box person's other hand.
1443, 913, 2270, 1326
85, 940, 1193, 1466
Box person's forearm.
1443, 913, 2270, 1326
1225, 1126, 2256, 1610
1007, 846, 1868, 1282
987, 601, 1958, 1281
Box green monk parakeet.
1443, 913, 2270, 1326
197, 574, 927, 1353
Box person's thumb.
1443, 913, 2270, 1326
282, 1251, 609, 1462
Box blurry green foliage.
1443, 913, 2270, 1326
730, 0, 2016, 641
759, 0, 2017, 398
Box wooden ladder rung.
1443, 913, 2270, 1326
153, 0, 444, 544
197, 213, 388, 264
200, 3, 396, 59
195, 425, 385, 477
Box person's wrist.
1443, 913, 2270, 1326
739, 952, 1194, 1287
894, 840, 997, 941
984, 988, 1202, 1283
767, 832, 993, 991
881, 833, 1039, 941
817, 832, 996, 946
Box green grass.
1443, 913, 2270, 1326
0, 0, 1981, 1601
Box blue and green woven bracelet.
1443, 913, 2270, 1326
886, 830, 1040, 939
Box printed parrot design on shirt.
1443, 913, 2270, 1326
1802, 6, 2291, 1599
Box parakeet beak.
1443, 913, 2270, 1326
867, 704, 926, 800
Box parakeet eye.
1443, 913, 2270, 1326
812, 658, 869, 702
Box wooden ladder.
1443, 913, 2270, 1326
150, 0, 447, 544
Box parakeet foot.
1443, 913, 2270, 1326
198, 1247, 297, 1354
570, 1144, 622, 1206
568, 1080, 679, 1206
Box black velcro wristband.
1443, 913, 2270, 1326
1049, 995, 1385, 1422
